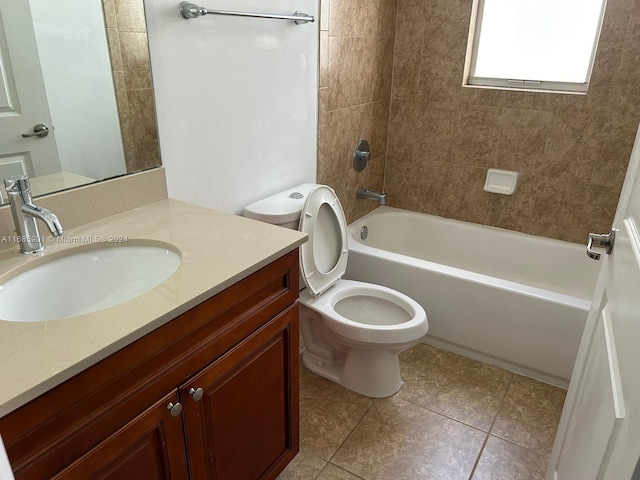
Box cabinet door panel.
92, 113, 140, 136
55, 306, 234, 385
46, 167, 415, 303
182, 304, 299, 480
52, 391, 188, 480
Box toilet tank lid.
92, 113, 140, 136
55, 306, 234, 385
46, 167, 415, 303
244, 183, 318, 225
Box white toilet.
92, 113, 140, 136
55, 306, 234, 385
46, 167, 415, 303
244, 184, 428, 397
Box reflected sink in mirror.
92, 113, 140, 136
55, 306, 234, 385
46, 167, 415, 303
0, 241, 181, 322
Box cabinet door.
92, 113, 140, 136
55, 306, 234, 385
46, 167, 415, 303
181, 304, 299, 480
52, 391, 189, 480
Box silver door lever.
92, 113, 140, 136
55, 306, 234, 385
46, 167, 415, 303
22, 124, 49, 138
587, 230, 615, 260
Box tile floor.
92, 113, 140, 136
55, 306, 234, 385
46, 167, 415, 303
278, 343, 566, 480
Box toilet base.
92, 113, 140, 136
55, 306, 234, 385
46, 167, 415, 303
302, 348, 403, 398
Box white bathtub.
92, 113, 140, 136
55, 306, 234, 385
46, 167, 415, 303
345, 207, 601, 386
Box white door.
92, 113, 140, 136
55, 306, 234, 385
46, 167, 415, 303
0, 0, 59, 184
547, 124, 640, 479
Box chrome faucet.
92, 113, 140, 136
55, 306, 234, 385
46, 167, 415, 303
4, 175, 63, 254
356, 188, 387, 205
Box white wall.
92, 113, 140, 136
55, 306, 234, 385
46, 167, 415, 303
145, 0, 318, 214
31, 0, 126, 180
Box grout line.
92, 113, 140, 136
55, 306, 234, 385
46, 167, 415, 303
325, 400, 377, 467
466, 373, 516, 480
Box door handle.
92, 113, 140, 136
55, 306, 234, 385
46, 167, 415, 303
22, 124, 49, 138
587, 230, 615, 260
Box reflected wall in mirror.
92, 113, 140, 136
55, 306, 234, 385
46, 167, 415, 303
0, 0, 160, 200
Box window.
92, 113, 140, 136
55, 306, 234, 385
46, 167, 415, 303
464, 0, 607, 93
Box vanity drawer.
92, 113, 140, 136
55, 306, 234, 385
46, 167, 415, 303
0, 249, 299, 479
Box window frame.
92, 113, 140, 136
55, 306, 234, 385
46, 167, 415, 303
463, 0, 608, 94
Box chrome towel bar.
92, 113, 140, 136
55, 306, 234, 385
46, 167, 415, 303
179, 2, 315, 24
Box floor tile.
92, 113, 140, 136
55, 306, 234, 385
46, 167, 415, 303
472, 435, 549, 480
299, 367, 375, 460
331, 396, 485, 480
277, 450, 327, 480
491, 374, 566, 454
398, 344, 513, 430
316, 463, 364, 480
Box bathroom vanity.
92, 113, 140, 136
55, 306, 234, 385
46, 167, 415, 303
0, 199, 306, 479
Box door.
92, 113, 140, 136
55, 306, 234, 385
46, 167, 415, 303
0, 0, 60, 182
181, 305, 299, 480
547, 124, 640, 479
51, 390, 189, 480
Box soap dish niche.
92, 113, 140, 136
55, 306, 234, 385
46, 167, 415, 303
483, 168, 521, 195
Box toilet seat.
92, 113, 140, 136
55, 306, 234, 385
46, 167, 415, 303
299, 185, 349, 296
300, 279, 429, 345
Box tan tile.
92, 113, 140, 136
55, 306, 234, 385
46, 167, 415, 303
320, 0, 330, 31
412, 102, 458, 163
453, 105, 501, 167
526, 202, 579, 242
127, 88, 158, 143
102, 0, 117, 28
384, 152, 449, 216
132, 139, 161, 171
277, 450, 327, 480
534, 176, 589, 211
106, 28, 123, 72
376, 0, 399, 39
496, 109, 553, 164
320, 31, 329, 89
330, 0, 377, 37
541, 108, 603, 183
298, 366, 375, 460
331, 170, 360, 223
472, 436, 548, 480
487, 174, 538, 233
590, 119, 637, 188
330, 0, 397, 38
332, 396, 485, 480
492, 375, 566, 455
443, 164, 492, 225
386, 99, 419, 153
391, 35, 423, 100
319, 103, 379, 179
398, 344, 513, 431
120, 32, 152, 90
395, 0, 427, 40
316, 464, 362, 480
112, 71, 129, 115
114, 0, 147, 32
328, 37, 394, 109
371, 100, 390, 161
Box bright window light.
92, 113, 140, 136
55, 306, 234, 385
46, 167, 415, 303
466, 0, 606, 93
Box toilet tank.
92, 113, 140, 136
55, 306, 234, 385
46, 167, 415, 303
244, 183, 317, 229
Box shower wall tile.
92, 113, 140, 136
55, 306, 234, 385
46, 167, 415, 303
327, 36, 395, 111
385, 0, 640, 243
317, 0, 398, 223
103, 0, 160, 174
119, 32, 153, 90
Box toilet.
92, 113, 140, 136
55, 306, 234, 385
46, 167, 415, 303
244, 184, 428, 397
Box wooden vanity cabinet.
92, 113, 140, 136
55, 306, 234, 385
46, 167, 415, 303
0, 250, 300, 480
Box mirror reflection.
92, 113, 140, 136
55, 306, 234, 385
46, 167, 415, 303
0, 0, 160, 200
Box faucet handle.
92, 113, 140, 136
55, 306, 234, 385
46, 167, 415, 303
4, 175, 30, 193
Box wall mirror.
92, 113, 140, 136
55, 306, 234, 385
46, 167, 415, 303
0, 0, 160, 200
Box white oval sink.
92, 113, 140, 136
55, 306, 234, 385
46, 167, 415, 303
0, 241, 181, 322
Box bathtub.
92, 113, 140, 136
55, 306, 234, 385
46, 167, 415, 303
345, 206, 601, 387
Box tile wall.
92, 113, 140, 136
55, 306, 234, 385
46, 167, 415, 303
385, 0, 640, 243
318, 0, 398, 223
103, 0, 160, 174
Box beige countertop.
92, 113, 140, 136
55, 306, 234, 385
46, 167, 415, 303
0, 199, 306, 417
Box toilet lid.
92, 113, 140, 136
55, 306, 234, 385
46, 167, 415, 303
299, 185, 349, 296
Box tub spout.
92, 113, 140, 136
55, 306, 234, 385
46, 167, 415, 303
356, 188, 386, 205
